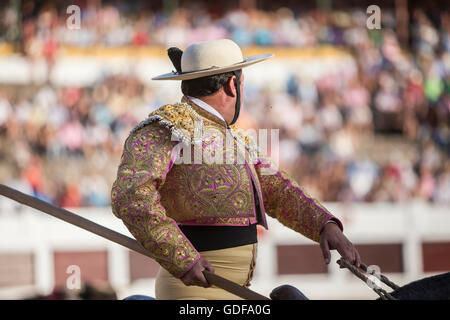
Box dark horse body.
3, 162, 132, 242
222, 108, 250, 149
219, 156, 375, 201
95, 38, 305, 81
387, 272, 450, 300
270, 272, 450, 300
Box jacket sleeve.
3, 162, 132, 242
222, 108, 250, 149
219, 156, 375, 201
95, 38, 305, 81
111, 122, 200, 278
254, 154, 343, 243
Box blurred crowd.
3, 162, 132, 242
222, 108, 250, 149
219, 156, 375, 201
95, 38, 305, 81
0, 2, 449, 207
0, 76, 151, 207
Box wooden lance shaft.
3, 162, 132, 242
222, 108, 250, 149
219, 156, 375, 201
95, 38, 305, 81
0, 184, 270, 300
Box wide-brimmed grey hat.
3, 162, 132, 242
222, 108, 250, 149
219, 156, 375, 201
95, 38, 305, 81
152, 39, 273, 81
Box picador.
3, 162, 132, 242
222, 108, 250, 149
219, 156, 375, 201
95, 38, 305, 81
110, 38, 361, 299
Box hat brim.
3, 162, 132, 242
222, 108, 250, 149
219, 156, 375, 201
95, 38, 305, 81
152, 53, 274, 80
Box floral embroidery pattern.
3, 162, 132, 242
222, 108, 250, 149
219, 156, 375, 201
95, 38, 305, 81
111, 98, 342, 278
254, 155, 343, 243
111, 122, 200, 278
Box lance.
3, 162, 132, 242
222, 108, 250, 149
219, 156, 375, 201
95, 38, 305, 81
0, 184, 272, 300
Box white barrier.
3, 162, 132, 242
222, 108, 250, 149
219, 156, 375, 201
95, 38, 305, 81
0, 200, 449, 299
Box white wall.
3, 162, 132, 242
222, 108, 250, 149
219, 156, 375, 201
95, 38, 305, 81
0, 200, 449, 300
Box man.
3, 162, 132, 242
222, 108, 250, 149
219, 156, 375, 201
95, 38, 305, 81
111, 39, 360, 299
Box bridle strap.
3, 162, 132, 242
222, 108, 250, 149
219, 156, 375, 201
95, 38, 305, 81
228, 70, 241, 126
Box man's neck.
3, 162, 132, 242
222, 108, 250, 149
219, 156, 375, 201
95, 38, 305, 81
186, 96, 226, 122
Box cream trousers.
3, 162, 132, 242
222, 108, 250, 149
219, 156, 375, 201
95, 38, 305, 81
155, 243, 257, 300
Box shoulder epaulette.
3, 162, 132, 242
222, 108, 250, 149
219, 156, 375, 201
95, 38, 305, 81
130, 102, 205, 145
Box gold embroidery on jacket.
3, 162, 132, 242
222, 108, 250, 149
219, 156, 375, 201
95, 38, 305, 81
111, 99, 342, 278
111, 122, 200, 278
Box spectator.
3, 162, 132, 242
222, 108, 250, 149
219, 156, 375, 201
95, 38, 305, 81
0, 2, 448, 207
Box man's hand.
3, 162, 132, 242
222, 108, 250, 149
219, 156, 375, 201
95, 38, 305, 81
319, 222, 361, 268
180, 256, 214, 288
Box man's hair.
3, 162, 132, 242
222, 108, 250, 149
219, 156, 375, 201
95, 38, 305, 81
181, 69, 242, 97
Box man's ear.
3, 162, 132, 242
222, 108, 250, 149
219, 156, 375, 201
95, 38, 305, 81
223, 75, 237, 97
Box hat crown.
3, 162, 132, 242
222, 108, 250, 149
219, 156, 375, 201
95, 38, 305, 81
181, 39, 244, 73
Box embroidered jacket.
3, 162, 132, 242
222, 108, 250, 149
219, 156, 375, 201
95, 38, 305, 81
111, 96, 343, 278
